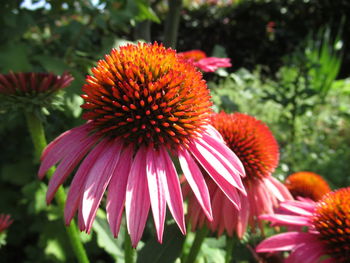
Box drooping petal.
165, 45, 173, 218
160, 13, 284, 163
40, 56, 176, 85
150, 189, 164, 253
256, 232, 318, 253
146, 146, 167, 243
178, 148, 212, 220
204, 124, 225, 142
259, 214, 312, 227
279, 202, 314, 217
125, 146, 150, 247
201, 131, 246, 178
39, 122, 93, 178
265, 176, 293, 201
159, 147, 186, 234
236, 194, 249, 239
46, 135, 97, 203
188, 138, 243, 209
106, 144, 134, 237
81, 139, 123, 232
64, 139, 109, 225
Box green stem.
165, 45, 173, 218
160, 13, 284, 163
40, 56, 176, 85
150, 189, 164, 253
184, 227, 209, 263
124, 227, 135, 263
225, 236, 234, 263
163, 0, 182, 48
25, 111, 90, 263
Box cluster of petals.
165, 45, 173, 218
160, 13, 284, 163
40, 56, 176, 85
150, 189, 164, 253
0, 72, 73, 95
0, 214, 13, 233
178, 49, 231, 72
284, 171, 331, 201
257, 187, 350, 263
184, 112, 292, 237
38, 43, 246, 247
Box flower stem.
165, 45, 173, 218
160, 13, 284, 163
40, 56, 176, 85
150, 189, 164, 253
163, 0, 182, 48
124, 227, 135, 263
183, 226, 209, 263
225, 236, 234, 263
24, 111, 90, 263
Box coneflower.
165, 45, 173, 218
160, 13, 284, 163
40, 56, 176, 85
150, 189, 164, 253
38, 43, 246, 247
257, 187, 350, 263
178, 49, 231, 72
0, 214, 13, 233
285, 171, 331, 201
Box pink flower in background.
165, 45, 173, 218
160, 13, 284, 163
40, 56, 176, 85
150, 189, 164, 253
257, 187, 350, 263
39, 43, 246, 247
178, 49, 232, 72
184, 112, 292, 238
0, 72, 73, 95
0, 214, 13, 233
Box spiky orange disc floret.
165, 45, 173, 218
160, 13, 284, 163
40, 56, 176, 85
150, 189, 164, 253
285, 171, 331, 201
211, 112, 279, 179
81, 42, 212, 149
0, 72, 73, 95
313, 187, 350, 262
178, 50, 207, 61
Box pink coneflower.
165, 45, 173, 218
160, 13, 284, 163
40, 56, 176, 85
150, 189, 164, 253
257, 187, 350, 263
178, 49, 232, 72
185, 112, 292, 238
284, 171, 331, 201
38, 43, 246, 247
0, 214, 13, 233
0, 72, 73, 107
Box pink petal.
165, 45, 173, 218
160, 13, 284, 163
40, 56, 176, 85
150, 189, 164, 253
256, 232, 318, 253
178, 148, 212, 220
125, 146, 150, 247
106, 144, 134, 237
259, 214, 312, 227
194, 57, 231, 72
188, 138, 243, 209
286, 241, 325, 263
159, 147, 186, 234
64, 139, 109, 225
39, 122, 93, 178
279, 202, 314, 217
81, 139, 123, 232
201, 131, 246, 178
203, 124, 224, 142
236, 194, 249, 239
46, 135, 97, 203
265, 176, 293, 201
146, 147, 167, 243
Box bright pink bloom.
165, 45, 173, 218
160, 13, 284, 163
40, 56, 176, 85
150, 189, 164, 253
184, 112, 292, 238
0, 214, 13, 233
178, 49, 232, 72
257, 187, 350, 263
39, 43, 246, 247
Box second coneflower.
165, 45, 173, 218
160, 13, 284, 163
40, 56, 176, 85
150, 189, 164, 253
178, 49, 232, 72
257, 187, 350, 263
284, 171, 331, 201
38, 42, 246, 247
184, 112, 292, 238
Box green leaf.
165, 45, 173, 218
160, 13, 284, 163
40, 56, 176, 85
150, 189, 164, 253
34, 55, 69, 74
0, 43, 32, 72
21, 181, 48, 214
93, 209, 125, 261
137, 223, 185, 263
1, 160, 35, 186
44, 238, 66, 262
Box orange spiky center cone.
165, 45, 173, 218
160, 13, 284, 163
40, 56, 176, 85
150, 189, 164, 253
285, 172, 331, 201
211, 112, 279, 180
81, 42, 212, 149
313, 187, 350, 262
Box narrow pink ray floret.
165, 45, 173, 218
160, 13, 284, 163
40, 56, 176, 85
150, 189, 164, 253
38, 42, 246, 247
257, 187, 350, 263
